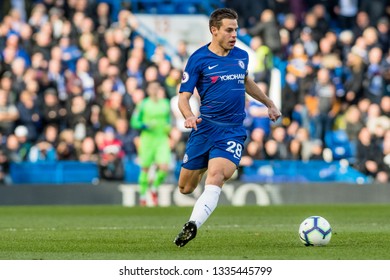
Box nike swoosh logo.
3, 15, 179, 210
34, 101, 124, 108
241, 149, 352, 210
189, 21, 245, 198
208, 65, 218, 70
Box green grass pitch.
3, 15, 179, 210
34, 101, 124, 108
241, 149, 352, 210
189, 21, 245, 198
0, 204, 390, 260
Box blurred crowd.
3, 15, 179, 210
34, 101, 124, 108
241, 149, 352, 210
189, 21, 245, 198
0, 0, 389, 184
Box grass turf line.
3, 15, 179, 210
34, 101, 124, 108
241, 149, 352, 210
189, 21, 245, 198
0, 204, 389, 260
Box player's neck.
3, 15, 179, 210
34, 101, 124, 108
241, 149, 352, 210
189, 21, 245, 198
208, 42, 230, 57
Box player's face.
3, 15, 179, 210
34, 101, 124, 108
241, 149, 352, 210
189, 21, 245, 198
213, 18, 238, 51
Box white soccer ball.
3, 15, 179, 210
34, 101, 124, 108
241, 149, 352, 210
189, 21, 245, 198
298, 216, 332, 246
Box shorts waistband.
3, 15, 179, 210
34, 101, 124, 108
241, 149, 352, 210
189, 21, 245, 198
201, 116, 243, 127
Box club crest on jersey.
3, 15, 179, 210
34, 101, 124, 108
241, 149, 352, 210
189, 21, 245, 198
182, 71, 189, 83
238, 60, 245, 69
183, 153, 188, 163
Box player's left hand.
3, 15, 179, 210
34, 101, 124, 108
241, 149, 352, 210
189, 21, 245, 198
268, 106, 282, 122
184, 116, 202, 130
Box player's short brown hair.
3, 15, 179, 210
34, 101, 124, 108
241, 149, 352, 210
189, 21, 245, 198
209, 8, 238, 32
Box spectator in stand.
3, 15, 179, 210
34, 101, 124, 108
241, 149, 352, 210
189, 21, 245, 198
88, 104, 102, 136
0, 71, 18, 105
143, 64, 160, 87
308, 139, 325, 160
106, 45, 126, 73
377, 129, 390, 183
59, 36, 81, 72
269, 126, 289, 159
351, 11, 370, 38
376, 17, 389, 53
311, 4, 330, 37
106, 64, 125, 95
41, 88, 66, 129
28, 138, 57, 162
380, 96, 390, 118
124, 56, 144, 89
334, 105, 365, 145
354, 126, 382, 179
363, 47, 385, 104
366, 103, 390, 137
56, 128, 78, 160
241, 127, 266, 167
341, 52, 365, 105
13, 125, 32, 161
95, 2, 112, 37
308, 67, 339, 141
295, 126, 312, 161
164, 67, 182, 100
334, 0, 359, 31
66, 95, 90, 141
363, 25, 380, 50
286, 42, 309, 79
110, 9, 138, 42
338, 30, 355, 64
95, 76, 113, 107
77, 136, 99, 163
6, 33, 31, 66
47, 57, 67, 102
281, 72, 301, 125
37, 123, 59, 146
250, 36, 273, 83
16, 89, 41, 142
300, 11, 323, 43
122, 76, 138, 114
114, 117, 139, 159
2, 43, 18, 74
282, 13, 300, 45
172, 39, 190, 69
0, 88, 19, 136
360, 0, 388, 26
264, 139, 285, 160
75, 57, 95, 102
101, 91, 127, 128
157, 59, 172, 86
10, 57, 27, 97
296, 27, 318, 59
0, 144, 9, 184
287, 138, 302, 160
98, 126, 125, 181
246, 9, 282, 56
5, 128, 28, 164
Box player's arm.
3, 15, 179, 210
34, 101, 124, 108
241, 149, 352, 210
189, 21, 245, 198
130, 101, 147, 130
245, 76, 281, 122
178, 91, 202, 130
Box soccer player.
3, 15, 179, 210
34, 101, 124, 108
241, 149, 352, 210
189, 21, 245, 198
131, 81, 171, 206
174, 8, 281, 247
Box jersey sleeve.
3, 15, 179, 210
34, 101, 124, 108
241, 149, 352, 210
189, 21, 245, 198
130, 101, 145, 130
179, 53, 201, 94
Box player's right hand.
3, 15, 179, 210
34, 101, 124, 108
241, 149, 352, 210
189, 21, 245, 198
184, 116, 202, 131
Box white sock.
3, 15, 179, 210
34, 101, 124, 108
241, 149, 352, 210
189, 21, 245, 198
189, 184, 221, 229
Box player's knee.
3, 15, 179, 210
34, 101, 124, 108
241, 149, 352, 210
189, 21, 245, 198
178, 183, 196, 194
206, 170, 225, 186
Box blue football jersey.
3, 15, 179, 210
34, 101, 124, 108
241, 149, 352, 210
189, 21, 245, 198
179, 44, 249, 125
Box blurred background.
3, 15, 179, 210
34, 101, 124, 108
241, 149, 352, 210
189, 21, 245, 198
0, 0, 389, 205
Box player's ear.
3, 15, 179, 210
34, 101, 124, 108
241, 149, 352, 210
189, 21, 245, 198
210, 26, 218, 35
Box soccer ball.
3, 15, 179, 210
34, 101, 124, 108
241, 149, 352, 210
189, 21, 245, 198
298, 216, 332, 246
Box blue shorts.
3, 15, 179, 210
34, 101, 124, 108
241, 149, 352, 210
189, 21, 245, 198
182, 118, 247, 170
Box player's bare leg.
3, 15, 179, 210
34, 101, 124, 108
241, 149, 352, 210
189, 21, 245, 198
174, 158, 236, 247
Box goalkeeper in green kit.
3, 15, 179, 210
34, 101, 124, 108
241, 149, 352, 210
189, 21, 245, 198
131, 81, 172, 206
